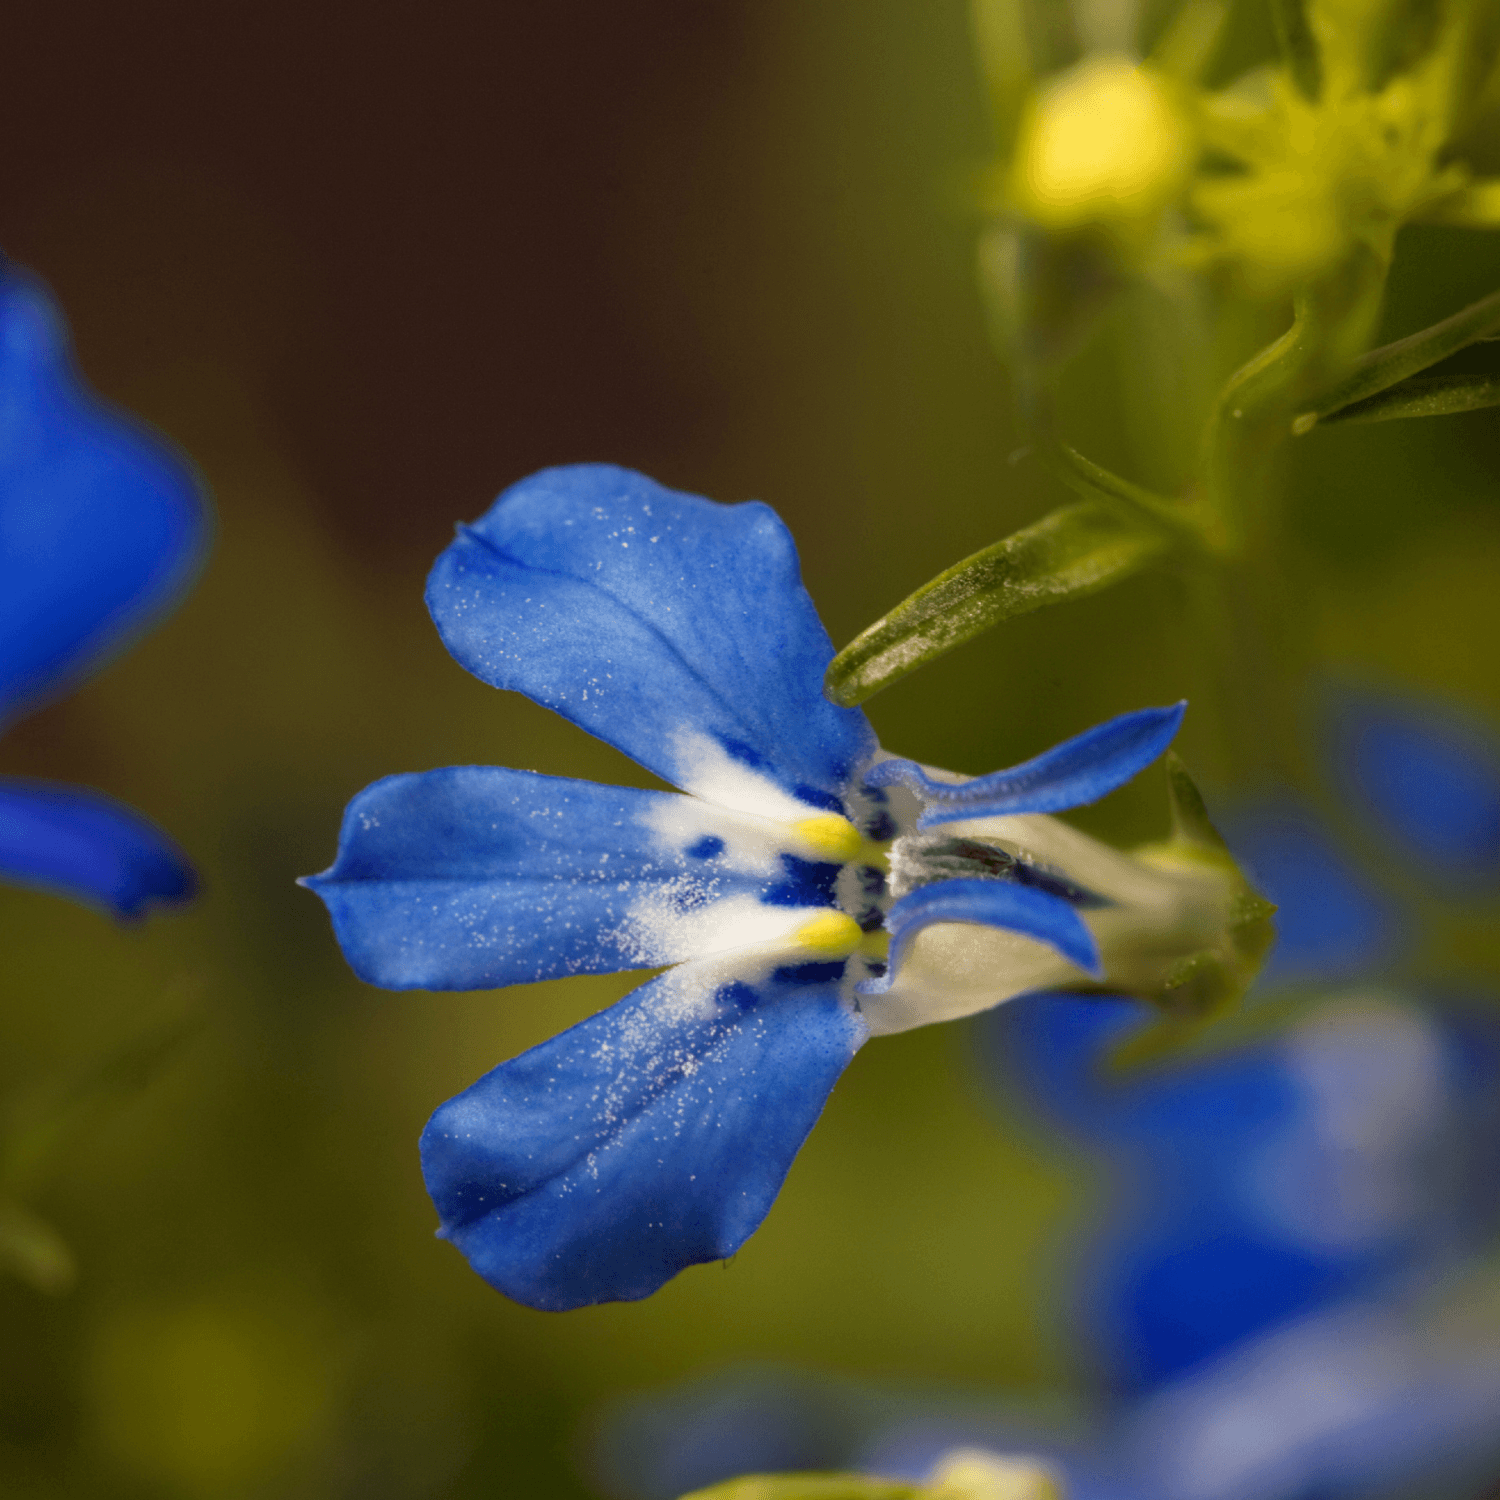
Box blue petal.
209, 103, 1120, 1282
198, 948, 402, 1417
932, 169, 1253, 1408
1326, 690, 1500, 886
420, 957, 867, 1309
0, 264, 208, 727
303, 766, 842, 990
424, 465, 875, 817
861, 877, 1101, 997
867, 704, 1185, 827
0, 778, 195, 918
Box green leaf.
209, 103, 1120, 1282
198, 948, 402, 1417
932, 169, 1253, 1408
824, 502, 1171, 707
0, 1198, 76, 1295
1294, 287, 1500, 431
679, 1477, 922, 1500
1313, 372, 1500, 425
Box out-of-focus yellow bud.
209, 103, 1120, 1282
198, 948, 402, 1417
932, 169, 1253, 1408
1010, 55, 1192, 234
928, 1447, 1064, 1500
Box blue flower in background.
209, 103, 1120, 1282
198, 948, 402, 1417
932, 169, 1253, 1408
589, 1262, 1500, 1500
975, 686, 1500, 1395
0, 260, 206, 919
306, 462, 1234, 1311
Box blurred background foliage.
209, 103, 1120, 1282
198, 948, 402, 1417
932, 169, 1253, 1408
1, 1, 1499, 1496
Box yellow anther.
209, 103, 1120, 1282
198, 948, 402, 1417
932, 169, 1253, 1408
792, 911, 862, 956
791, 814, 863, 862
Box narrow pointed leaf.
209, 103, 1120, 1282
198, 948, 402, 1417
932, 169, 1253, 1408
1295, 288, 1500, 430
1042, 443, 1204, 540
1315, 373, 1500, 426
824, 502, 1170, 707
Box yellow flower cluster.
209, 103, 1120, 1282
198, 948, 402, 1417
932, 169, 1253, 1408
991, 0, 1499, 295
1190, 0, 1485, 292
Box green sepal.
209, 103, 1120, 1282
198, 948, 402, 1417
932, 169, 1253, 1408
1294, 287, 1500, 432
1115, 756, 1277, 1060
1156, 949, 1237, 1018
1164, 749, 1231, 856
824, 502, 1170, 707
1313, 372, 1500, 426
679, 1477, 922, 1500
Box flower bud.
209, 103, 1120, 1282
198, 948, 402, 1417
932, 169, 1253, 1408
1010, 56, 1192, 235
928, 1448, 1064, 1500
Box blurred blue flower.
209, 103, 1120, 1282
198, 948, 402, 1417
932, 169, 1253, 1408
306, 462, 1204, 1311
983, 988, 1500, 1390
1326, 689, 1500, 888
862, 1261, 1500, 1500
976, 688, 1500, 1393
590, 1267, 1500, 1500
0, 260, 206, 918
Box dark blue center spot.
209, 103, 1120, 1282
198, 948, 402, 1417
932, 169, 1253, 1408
772, 960, 849, 987
761, 854, 841, 908
792, 783, 844, 814
713, 980, 760, 1013
720, 736, 774, 772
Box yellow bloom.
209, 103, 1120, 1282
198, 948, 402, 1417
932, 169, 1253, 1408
1009, 55, 1193, 236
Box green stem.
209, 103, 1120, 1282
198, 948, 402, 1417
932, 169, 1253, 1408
1202, 294, 1320, 556
1190, 253, 1394, 787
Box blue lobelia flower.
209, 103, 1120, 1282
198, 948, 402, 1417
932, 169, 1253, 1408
305, 462, 1253, 1311
0, 259, 206, 918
